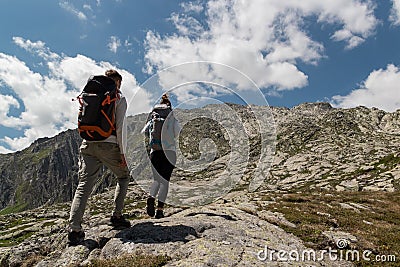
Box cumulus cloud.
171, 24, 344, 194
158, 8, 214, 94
108, 36, 121, 53
144, 0, 378, 95
0, 39, 151, 153
59, 1, 87, 21
13, 37, 59, 61
332, 64, 400, 112
169, 13, 205, 37
390, 0, 400, 25
0, 53, 77, 151
0, 94, 22, 128
331, 29, 365, 49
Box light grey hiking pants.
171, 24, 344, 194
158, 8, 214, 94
149, 150, 176, 205
69, 141, 130, 231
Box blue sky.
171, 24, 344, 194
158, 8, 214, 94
1, 0, 400, 153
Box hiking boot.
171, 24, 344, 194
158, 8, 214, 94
146, 197, 155, 217
110, 215, 131, 228
68, 230, 85, 246
155, 209, 164, 219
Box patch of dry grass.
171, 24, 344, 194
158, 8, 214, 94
85, 252, 171, 267
261, 191, 400, 266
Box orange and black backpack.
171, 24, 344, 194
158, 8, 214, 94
77, 75, 118, 141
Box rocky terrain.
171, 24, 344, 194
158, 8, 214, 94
270, 103, 400, 193
0, 102, 399, 266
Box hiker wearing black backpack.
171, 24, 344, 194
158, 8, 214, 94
142, 94, 181, 219
68, 69, 131, 246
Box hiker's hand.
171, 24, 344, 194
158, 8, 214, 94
119, 154, 127, 167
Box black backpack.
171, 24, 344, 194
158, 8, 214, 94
149, 105, 172, 150
77, 75, 117, 141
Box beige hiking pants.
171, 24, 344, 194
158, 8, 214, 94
69, 141, 130, 231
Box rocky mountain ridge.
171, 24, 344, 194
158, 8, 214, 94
1, 102, 399, 213
0, 130, 81, 213
0, 102, 399, 266
270, 103, 400, 192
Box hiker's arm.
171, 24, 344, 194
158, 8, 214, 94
141, 120, 151, 137
115, 97, 127, 155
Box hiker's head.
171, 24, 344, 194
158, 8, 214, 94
105, 69, 122, 90
160, 94, 171, 107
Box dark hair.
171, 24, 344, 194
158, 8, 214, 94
160, 94, 171, 107
105, 69, 122, 82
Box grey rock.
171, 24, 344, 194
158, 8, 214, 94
336, 179, 359, 192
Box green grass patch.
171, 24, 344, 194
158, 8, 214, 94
0, 224, 32, 237
0, 231, 35, 247
0, 217, 24, 231
0, 203, 28, 215
376, 154, 400, 167
31, 148, 52, 164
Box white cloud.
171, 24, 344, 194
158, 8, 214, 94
49, 55, 106, 89
169, 13, 204, 37
124, 38, 133, 53
180, 1, 204, 13
0, 52, 77, 151
144, 0, 378, 94
331, 29, 365, 49
0, 94, 22, 128
332, 64, 400, 112
83, 4, 93, 12
0, 39, 151, 153
59, 1, 87, 21
390, 0, 400, 25
108, 36, 121, 53
0, 146, 13, 154
13, 37, 59, 60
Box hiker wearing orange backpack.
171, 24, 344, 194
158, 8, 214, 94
142, 94, 181, 219
68, 69, 130, 246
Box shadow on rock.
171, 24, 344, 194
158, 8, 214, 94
116, 222, 199, 244
67, 238, 98, 249
185, 212, 237, 221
